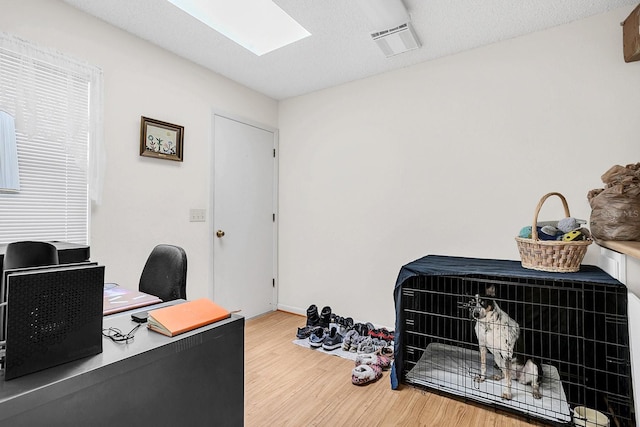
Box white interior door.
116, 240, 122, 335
212, 114, 276, 319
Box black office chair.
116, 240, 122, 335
138, 244, 187, 302
1, 241, 59, 345
3, 241, 59, 270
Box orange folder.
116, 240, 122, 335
147, 298, 230, 337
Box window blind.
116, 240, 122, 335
0, 34, 104, 245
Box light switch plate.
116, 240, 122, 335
189, 208, 206, 222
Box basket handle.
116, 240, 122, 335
531, 192, 571, 241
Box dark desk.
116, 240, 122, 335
0, 306, 245, 427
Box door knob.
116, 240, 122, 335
216, 230, 225, 238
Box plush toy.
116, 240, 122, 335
541, 225, 559, 236
562, 230, 585, 241
518, 225, 562, 240
558, 217, 579, 233
520, 217, 591, 242
518, 226, 532, 239
578, 227, 591, 239
537, 227, 557, 241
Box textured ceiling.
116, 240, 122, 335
61, 0, 638, 100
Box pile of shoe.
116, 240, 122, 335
296, 305, 350, 351
342, 323, 394, 356
295, 305, 395, 357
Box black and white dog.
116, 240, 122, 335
467, 293, 543, 400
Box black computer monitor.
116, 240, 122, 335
3, 263, 104, 380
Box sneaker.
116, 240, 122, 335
369, 328, 380, 338
349, 335, 366, 353
296, 325, 314, 339
330, 321, 347, 337
342, 329, 358, 351
308, 327, 325, 348
379, 329, 394, 342
322, 327, 343, 351
343, 317, 354, 329
357, 337, 376, 354
354, 323, 370, 336
369, 328, 390, 339
328, 313, 354, 334
371, 338, 388, 350
334, 315, 354, 331
306, 305, 320, 327
319, 306, 332, 329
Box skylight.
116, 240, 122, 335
166, 0, 311, 56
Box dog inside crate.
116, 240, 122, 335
404, 278, 573, 424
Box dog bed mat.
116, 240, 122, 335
405, 342, 571, 423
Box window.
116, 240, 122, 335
0, 33, 104, 245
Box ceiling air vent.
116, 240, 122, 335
371, 22, 421, 57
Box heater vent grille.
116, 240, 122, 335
371, 22, 421, 57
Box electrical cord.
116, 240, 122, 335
102, 323, 141, 344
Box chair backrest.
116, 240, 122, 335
4, 241, 59, 270
1, 241, 60, 343
138, 244, 187, 302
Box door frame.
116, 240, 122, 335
209, 110, 279, 314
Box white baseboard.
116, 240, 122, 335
275, 303, 392, 330
276, 303, 305, 316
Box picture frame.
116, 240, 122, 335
140, 116, 184, 161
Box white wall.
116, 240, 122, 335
0, 0, 278, 300
277, 6, 640, 327
2, 1, 639, 329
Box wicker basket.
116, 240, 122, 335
515, 192, 592, 273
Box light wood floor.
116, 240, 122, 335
245, 310, 547, 427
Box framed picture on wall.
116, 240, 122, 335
140, 116, 184, 161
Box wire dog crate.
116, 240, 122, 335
392, 255, 634, 426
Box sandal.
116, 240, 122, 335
351, 364, 382, 386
